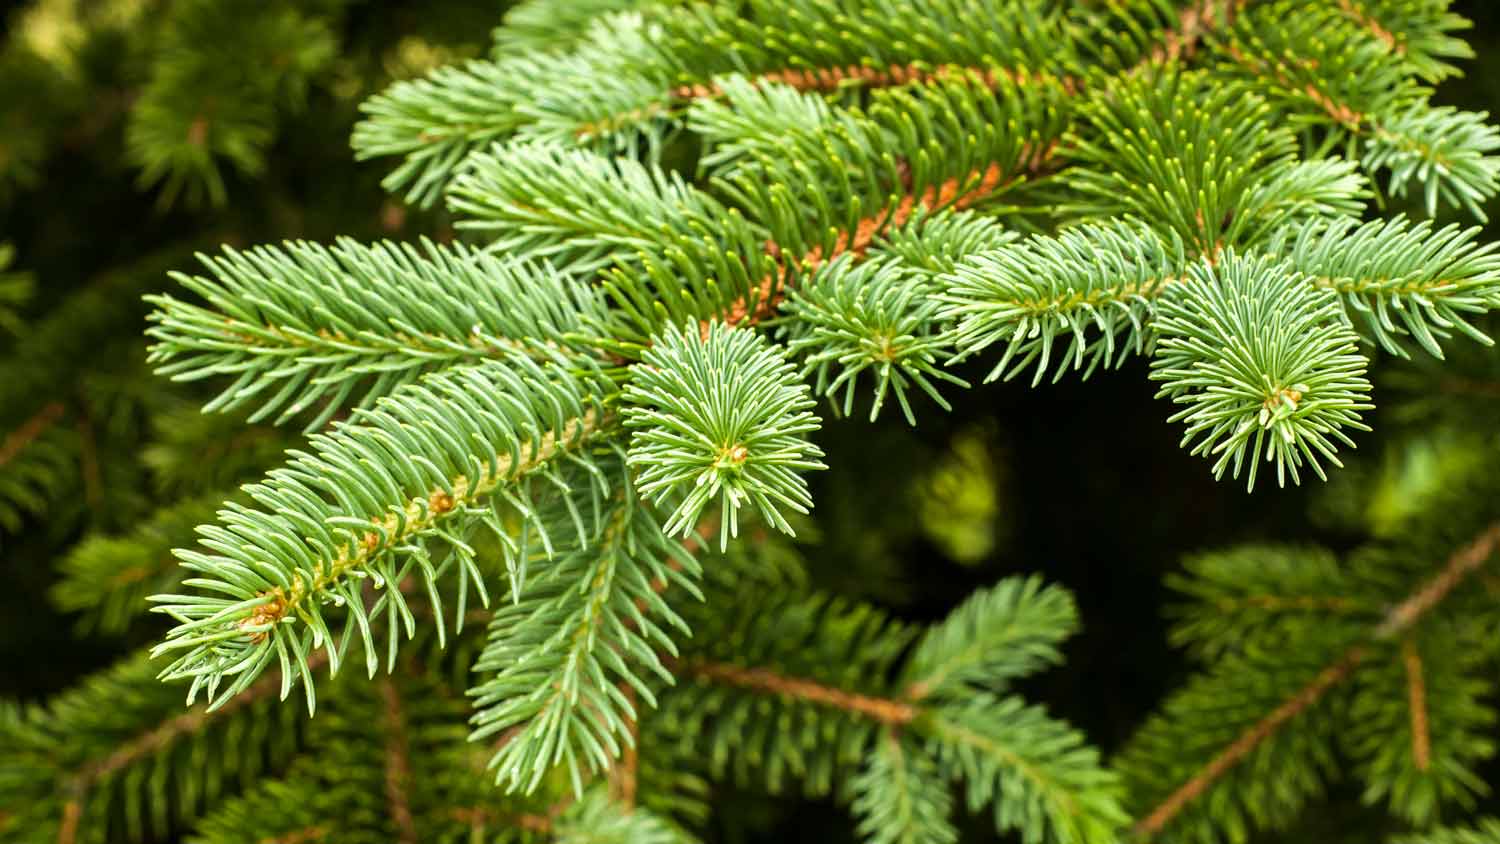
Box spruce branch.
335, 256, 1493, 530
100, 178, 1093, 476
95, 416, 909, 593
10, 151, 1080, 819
357, 0, 1081, 199
449, 78, 1058, 340
1364, 103, 1500, 221
622, 322, 825, 547
1165, 544, 1371, 660
1279, 214, 1500, 358
850, 732, 958, 844
1065, 68, 1366, 256
352, 55, 541, 207
901, 576, 1077, 701
146, 239, 607, 429
921, 696, 1127, 844
664, 575, 1123, 842
82, 3, 1500, 843
354, 12, 664, 207
1130, 521, 1500, 840
0, 653, 311, 844
939, 220, 1184, 385
469, 487, 700, 796
179, 669, 591, 844
1150, 253, 1373, 491
1342, 626, 1494, 825
785, 258, 968, 424
1213, 1, 1500, 218
126, 0, 337, 208
50, 494, 227, 634
447, 141, 775, 312
149, 354, 614, 711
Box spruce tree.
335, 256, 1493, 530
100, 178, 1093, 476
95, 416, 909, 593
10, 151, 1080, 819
6, 1, 1500, 843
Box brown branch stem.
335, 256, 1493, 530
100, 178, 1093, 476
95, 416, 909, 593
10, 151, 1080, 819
1334, 0, 1402, 53
1401, 637, 1431, 771
378, 678, 419, 844
714, 155, 1050, 334
0, 402, 65, 468
684, 660, 917, 726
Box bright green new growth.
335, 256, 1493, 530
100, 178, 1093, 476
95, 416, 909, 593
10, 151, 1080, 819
1151, 253, 1373, 490
55, 0, 1500, 842
624, 322, 825, 547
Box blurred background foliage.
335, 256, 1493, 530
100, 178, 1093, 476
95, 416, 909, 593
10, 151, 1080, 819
1, 1, 1499, 842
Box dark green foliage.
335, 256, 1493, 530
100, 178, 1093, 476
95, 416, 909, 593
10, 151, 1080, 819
8, 2, 1500, 844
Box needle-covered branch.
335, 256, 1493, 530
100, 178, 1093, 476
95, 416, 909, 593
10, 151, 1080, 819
147, 239, 607, 429
1123, 518, 1500, 841
150, 353, 615, 711
623, 322, 825, 547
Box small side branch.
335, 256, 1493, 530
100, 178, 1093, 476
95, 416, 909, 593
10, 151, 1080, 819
378, 678, 418, 844
0, 401, 65, 468
1132, 646, 1367, 837
719, 156, 1051, 332
1400, 637, 1431, 771
56, 800, 81, 844
686, 660, 917, 725
1135, 522, 1500, 838
608, 685, 640, 808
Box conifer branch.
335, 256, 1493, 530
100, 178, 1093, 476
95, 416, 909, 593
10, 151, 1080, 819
609, 685, 640, 808
721, 155, 1050, 332
238, 408, 602, 634
469, 487, 700, 796
22, 653, 325, 844
1221, 43, 1367, 130
850, 731, 957, 844
1132, 645, 1368, 837
67, 659, 313, 798
40, 4, 1499, 842
1134, 521, 1500, 838
146, 240, 606, 429
150, 356, 616, 711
